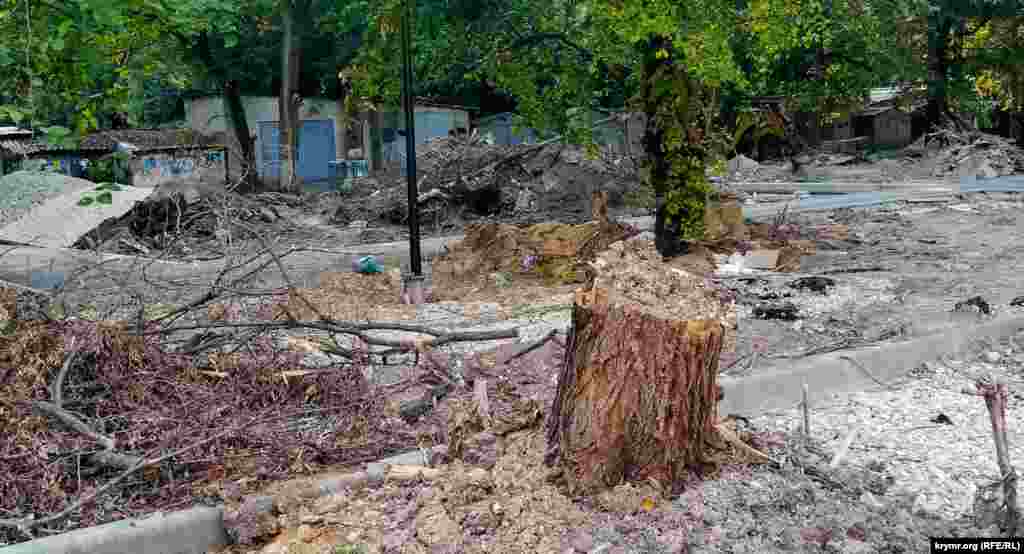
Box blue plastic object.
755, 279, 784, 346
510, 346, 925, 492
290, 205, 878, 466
31, 271, 65, 291
353, 255, 383, 274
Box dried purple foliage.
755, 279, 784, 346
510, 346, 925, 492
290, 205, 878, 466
0, 317, 405, 545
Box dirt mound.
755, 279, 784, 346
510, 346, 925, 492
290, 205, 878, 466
431, 221, 639, 296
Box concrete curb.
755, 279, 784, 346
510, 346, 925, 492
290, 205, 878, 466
720, 313, 1024, 416
0, 449, 442, 554
0, 506, 228, 554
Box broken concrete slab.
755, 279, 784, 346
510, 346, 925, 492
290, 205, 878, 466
0, 182, 154, 248
720, 312, 1024, 416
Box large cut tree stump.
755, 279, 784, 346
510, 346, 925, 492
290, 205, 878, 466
546, 284, 725, 494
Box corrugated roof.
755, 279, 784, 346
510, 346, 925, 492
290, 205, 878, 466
80, 128, 216, 150
0, 127, 32, 138
0, 140, 55, 156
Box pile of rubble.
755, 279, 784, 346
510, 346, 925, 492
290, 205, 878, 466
917, 129, 1024, 178
324, 136, 640, 228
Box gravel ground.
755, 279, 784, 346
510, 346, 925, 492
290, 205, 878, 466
750, 324, 1024, 522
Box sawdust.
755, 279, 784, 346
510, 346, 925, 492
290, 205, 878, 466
591, 238, 738, 353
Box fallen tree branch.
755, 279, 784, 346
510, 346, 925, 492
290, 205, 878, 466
150, 320, 519, 353
507, 329, 559, 362
0, 420, 246, 539
839, 355, 897, 391
50, 341, 78, 409
29, 401, 116, 451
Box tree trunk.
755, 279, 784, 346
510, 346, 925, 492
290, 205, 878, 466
925, 16, 968, 133
336, 71, 350, 161
278, 0, 303, 192
224, 79, 256, 189
545, 286, 724, 494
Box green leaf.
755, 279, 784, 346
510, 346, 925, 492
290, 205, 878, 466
77, 196, 95, 207
96, 191, 113, 205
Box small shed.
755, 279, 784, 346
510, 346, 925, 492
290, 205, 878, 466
0, 139, 106, 178
853, 106, 912, 148
81, 129, 227, 188
0, 128, 227, 186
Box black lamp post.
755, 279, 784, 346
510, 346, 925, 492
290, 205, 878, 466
400, 0, 424, 302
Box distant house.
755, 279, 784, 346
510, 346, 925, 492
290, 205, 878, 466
0, 128, 227, 187
852, 106, 913, 148
0, 127, 108, 178
377, 99, 475, 169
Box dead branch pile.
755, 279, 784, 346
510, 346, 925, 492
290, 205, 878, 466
0, 316, 389, 543
70, 188, 293, 258
909, 125, 1024, 177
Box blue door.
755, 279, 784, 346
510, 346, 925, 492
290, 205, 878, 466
259, 122, 281, 178
297, 119, 335, 184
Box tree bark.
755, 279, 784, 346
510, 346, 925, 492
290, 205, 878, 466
925, 15, 969, 133
278, 0, 305, 192
224, 80, 256, 189
193, 32, 256, 189
546, 286, 724, 494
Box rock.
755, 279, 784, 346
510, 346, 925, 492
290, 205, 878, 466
515, 188, 537, 212
728, 154, 760, 174
744, 249, 780, 270
985, 351, 1002, 363
954, 295, 991, 315
788, 276, 836, 294
258, 207, 278, 223
626, 231, 655, 243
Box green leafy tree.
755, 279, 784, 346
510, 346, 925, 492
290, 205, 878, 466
0, 0, 186, 141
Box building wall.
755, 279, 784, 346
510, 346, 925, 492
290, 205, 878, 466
15, 155, 90, 178
188, 95, 347, 164
872, 111, 911, 148
378, 107, 471, 164
127, 148, 227, 188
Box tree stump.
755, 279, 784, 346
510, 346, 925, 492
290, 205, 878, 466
546, 284, 724, 494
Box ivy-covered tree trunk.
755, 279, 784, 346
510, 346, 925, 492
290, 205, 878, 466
925, 14, 968, 133
639, 35, 711, 258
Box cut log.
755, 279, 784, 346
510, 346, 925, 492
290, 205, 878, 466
546, 285, 725, 494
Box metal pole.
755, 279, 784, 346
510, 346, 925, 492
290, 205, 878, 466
400, 0, 425, 301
